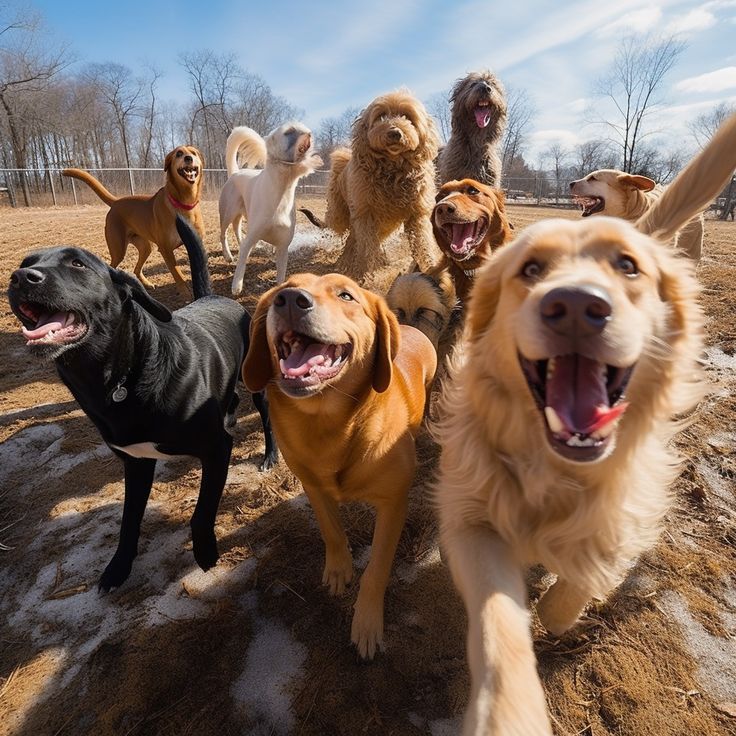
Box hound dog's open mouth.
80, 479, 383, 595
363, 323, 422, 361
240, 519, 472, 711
519, 353, 633, 462
177, 164, 200, 183
474, 100, 494, 128
276, 329, 353, 395
441, 217, 489, 260
574, 195, 605, 217
15, 301, 88, 347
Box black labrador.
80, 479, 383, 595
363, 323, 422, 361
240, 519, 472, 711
7, 216, 277, 591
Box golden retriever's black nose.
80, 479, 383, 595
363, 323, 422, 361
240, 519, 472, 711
436, 201, 456, 215
274, 288, 314, 314
10, 267, 45, 286
540, 285, 611, 336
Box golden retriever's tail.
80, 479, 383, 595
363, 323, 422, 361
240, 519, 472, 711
61, 168, 118, 206
636, 112, 736, 242
225, 126, 267, 177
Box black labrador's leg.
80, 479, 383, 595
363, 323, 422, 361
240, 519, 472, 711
99, 456, 156, 592
252, 390, 278, 470
190, 432, 233, 571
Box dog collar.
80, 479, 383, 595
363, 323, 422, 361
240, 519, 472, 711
167, 192, 199, 211
111, 376, 128, 403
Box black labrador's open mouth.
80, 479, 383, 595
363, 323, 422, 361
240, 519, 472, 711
16, 301, 88, 347
441, 217, 489, 260
573, 195, 605, 217
520, 353, 634, 462
276, 329, 352, 394
178, 165, 199, 183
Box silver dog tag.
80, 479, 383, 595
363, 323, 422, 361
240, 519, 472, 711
112, 386, 128, 403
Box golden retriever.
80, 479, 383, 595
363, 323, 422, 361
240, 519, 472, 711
300, 90, 442, 280
435, 111, 736, 735
63, 146, 205, 295
569, 169, 704, 261
242, 273, 436, 659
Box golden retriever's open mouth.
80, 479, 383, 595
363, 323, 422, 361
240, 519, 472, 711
15, 300, 88, 348
473, 100, 493, 128
519, 353, 633, 462
440, 217, 489, 260
178, 165, 199, 183
276, 329, 353, 395
573, 195, 605, 217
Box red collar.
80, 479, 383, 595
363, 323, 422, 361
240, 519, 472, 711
167, 192, 199, 211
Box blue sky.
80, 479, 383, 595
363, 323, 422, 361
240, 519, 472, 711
33, 0, 736, 164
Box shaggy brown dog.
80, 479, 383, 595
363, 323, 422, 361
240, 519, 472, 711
437, 70, 507, 187
434, 111, 736, 735
63, 146, 204, 295
242, 273, 436, 659
569, 169, 705, 261
302, 91, 441, 281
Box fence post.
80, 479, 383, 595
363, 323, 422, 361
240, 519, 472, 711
128, 168, 135, 195
71, 177, 78, 205
49, 170, 57, 206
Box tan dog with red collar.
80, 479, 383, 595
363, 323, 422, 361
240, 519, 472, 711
243, 272, 436, 658
63, 145, 205, 295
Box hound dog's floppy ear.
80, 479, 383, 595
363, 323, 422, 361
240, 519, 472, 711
242, 289, 277, 392
617, 173, 656, 192
164, 149, 175, 172
370, 291, 401, 394
108, 267, 172, 323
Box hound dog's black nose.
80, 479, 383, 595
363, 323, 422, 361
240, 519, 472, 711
540, 285, 612, 336
10, 267, 45, 287
435, 200, 457, 216
274, 288, 314, 314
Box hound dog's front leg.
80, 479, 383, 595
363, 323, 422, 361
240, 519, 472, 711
99, 455, 156, 592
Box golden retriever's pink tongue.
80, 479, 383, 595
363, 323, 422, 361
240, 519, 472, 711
546, 354, 627, 435
451, 222, 476, 253
474, 107, 491, 128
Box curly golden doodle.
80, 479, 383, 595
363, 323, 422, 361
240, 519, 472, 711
438, 70, 508, 187
301, 90, 441, 280
242, 273, 436, 658
63, 146, 205, 295
569, 169, 705, 261
435, 112, 736, 735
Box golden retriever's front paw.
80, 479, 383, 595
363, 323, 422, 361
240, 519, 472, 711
536, 582, 588, 636
351, 597, 384, 660
322, 551, 353, 596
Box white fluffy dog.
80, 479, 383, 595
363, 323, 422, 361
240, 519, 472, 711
219, 122, 322, 295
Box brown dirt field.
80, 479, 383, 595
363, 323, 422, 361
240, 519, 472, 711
1, 199, 735, 736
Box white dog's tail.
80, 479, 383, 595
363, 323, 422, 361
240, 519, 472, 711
225, 126, 268, 177
636, 112, 736, 242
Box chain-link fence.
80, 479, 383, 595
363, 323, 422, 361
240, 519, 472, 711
0, 167, 332, 208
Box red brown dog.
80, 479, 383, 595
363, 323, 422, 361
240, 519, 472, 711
63, 146, 205, 295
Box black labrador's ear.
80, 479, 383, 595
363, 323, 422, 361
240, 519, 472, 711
108, 268, 172, 323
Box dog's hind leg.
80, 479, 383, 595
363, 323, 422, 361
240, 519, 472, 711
252, 390, 278, 470
129, 235, 155, 289
158, 239, 190, 297
274, 244, 290, 284
190, 432, 233, 571
99, 456, 156, 592
231, 231, 260, 295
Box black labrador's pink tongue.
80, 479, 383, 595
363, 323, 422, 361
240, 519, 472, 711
545, 354, 628, 437
474, 107, 492, 128
451, 222, 477, 253
21, 311, 68, 341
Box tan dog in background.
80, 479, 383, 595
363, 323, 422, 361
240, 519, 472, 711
569, 169, 704, 261
63, 146, 205, 294
435, 112, 736, 735
242, 273, 436, 658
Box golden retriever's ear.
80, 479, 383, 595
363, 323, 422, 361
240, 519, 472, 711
371, 294, 401, 393
164, 150, 174, 172
617, 173, 656, 192
242, 291, 277, 392
465, 257, 504, 343
655, 250, 700, 343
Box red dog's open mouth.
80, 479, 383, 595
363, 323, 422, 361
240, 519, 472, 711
178, 165, 199, 183
441, 217, 489, 260
574, 195, 605, 217
520, 353, 633, 462
17, 301, 88, 347
277, 329, 352, 394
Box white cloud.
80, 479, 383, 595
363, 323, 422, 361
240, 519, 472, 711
676, 66, 736, 93
598, 7, 662, 36
666, 6, 717, 34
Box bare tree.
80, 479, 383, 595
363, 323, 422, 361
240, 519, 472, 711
426, 89, 451, 144
689, 101, 736, 149
593, 34, 685, 172
501, 86, 536, 179
137, 62, 162, 167
542, 142, 569, 203
315, 106, 360, 159
570, 138, 617, 178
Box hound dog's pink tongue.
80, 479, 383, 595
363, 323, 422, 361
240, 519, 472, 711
450, 222, 478, 253
22, 311, 70, 341
474, 107, 492, 128
545, 354, 628, 437
280, 341, 343, 380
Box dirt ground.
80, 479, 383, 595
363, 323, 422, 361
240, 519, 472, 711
0, 199, 735, 736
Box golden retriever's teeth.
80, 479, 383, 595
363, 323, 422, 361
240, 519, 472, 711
544, 406, 565, 434
547, 358, 556, 380
566, 435, 598, 448
335, 344, 343, 358
590, 416, 621, 440
333, 356, 343, 368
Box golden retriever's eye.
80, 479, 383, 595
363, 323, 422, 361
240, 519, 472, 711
615, 256, 638, 276
521, 260, 543, 279
338, 291, 354, 301
467, 186, 480, 195
71, 258, 86, 268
